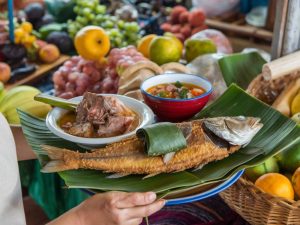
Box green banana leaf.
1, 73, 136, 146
218, 52, 266, 89
137, 123, 187, 156
18, 84, 300, 196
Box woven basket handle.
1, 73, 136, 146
262, 50, 300, 80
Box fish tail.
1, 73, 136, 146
41, 145, 78, 173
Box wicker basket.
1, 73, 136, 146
219, 72, 300, 225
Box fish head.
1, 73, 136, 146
203, 116, 263, 146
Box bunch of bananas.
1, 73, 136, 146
0, 84, 51, 124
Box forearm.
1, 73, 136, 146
46, 207, 81, 225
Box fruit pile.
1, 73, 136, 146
245, 143, 300, 201
14, 21, 36, 47
53, 46, 147, 99
67, 0, 140, 48
137, 34, 183, 65
0, 83, 51, 124
160, 6, 207, 42
245, 83, 300, 201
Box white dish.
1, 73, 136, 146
46, 94, 154, 149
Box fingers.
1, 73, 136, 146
125, 218, 143, 225
116, 192, 157, 208
125, 199, 165, 219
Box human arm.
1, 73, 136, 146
47, 191, 165, 225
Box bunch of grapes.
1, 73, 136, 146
67, 0, 141, 48
107, 46, 147, 77
53, 56, 118, 99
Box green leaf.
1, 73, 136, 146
18, 84, 300, 195
137, 123, 187, 156
34, 94, 77, 111
179, 88, 188, 99
175, 81, 183, 88
218, 52, 266, 89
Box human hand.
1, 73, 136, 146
48, 191, 165, 225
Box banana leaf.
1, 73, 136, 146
137, 123, 187, 156
218, 52, 266, 89
18, 84, 300, 195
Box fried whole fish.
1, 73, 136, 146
42, 116, 263, 176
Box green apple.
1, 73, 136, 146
245, 157, 279, 182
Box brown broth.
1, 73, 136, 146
58, 110, 140, 138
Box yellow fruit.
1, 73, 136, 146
149, 36, 181, 65
75, 26, 110, 61
164, 32, 183, 53
21, 22, 33, 33
23, 35, 36, 46
137, 34, 157, 58
292, 167, 300, 198
255, 173, 294, 200
291, 90, 300, 116
39, 44, 60, 63
14, 28, 25, 38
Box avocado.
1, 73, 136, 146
46, 31, 73, 54
24, 3, 45, 23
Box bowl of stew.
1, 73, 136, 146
140, 74, 213, 121
46, 93, 155, 149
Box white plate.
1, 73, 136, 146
46, 94, 154, 148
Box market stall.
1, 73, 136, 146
0, 1, 300, 225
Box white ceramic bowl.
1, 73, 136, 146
46, 94, 154, 149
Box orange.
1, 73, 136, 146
137, 34, 157, 58
255, 173, 294, 200
75, 26, 110, 61
292, 167, 300, 198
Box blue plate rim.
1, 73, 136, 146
165, 170, 244, 206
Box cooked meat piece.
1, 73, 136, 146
97, 116, 135, 137
68, 122, 94, 138
103, 96, 134, 116
69, 92, 137, 138
76, 92, 107, 124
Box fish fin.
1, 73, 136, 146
143, 173, 159, 179
41, 160, 68, 173
163, 152, 176, 164
106, 173, 130, 179
40, 145, 76, 173
41, 145, 65, 159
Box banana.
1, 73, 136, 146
0, 86, 40, 112
5, 99, 52, 124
